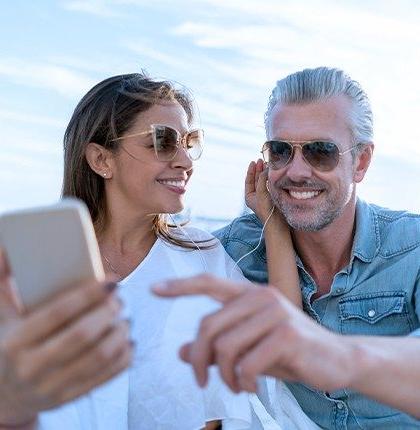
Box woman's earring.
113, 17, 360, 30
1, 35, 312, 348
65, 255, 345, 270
103, 172, 107, 178
266, 180, 270, 192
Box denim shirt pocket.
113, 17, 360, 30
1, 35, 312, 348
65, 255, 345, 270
338, 292, 413, 335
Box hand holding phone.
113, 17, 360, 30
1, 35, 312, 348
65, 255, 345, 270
0, 199, 105, 311
0, 200, 132, 426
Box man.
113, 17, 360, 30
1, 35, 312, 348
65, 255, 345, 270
154, 67, 420, 429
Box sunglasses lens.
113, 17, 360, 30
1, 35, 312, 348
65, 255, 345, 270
153, 125, 179, 161
302, 141, 339, 171
186, 129, 204, 160
264, 141, 293, 168
154, 126, 204, 161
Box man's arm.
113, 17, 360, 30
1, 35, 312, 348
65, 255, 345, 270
343, 335, 420, 418
153, 275, 420, 419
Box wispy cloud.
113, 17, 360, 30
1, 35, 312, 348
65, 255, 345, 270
62, 0, 126, 18
0, 109, 65, 128
0, 58, 96, 99
123, 41, 187, 70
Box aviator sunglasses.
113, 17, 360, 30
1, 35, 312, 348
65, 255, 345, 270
261, 139, 360, 172
111, 124, 204, 162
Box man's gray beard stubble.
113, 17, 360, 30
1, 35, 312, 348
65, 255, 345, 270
270, 185, 352, 232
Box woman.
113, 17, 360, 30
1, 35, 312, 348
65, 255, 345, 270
35, 73, 258, 430
36, 72, 318, 429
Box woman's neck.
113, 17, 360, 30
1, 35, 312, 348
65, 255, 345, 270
97, 212, 156, 252
99, 220, 155, 252
96, 211, 158, 280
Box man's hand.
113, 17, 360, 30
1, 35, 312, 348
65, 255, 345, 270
0, 250, 133, 427
153, 274, 356, 394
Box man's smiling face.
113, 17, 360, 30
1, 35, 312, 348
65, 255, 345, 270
266, 95, 358, 231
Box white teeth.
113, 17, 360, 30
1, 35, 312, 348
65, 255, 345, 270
158, 179, 185, 188
289, 190, 321, 200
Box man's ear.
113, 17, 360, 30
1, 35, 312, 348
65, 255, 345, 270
353, 143, 374, 183
85, 143, 114, 179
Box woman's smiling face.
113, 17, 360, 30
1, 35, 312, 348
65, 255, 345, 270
107, 101, 194, 216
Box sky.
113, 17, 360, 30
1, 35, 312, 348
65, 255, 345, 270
1, 0, 419, 227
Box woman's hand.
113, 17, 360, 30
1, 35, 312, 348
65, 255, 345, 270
245, 159, 274, 223
0, 249, 133, 427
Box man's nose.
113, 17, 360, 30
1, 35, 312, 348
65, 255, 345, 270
285, 146, 313, 182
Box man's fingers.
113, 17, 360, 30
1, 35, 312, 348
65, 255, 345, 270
179, 342, 192, 362
7, 279, 118, 350
152, 274, 252, 303
187, 292, 266, 387
236, 327, 293, 392
214, 302, 283, 392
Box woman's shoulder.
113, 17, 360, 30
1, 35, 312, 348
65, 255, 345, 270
170, 225, 219, 243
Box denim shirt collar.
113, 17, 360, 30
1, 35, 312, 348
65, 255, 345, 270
352, 198, 380, 263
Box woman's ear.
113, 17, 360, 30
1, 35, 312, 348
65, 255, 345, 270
85, 143, 114, 179
353, 143, 374, 183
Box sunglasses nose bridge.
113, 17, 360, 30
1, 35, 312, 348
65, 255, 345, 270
171, 136, 194, 164
167, 132, 186, 160
285, 143, 314, 178
287, 143, 306, 166
180, 133, 189, 150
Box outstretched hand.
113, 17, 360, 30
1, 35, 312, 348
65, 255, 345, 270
153, 274, 356, 394
245, 159, 274, 223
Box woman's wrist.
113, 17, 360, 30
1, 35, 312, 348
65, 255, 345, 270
262, 213, 289, 233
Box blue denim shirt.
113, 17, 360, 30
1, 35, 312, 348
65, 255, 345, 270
214, 199, 420, 429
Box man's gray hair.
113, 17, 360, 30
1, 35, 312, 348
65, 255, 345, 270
265, 67, 373, 144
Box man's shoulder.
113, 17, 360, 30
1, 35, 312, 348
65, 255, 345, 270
368, 202, 420, 257
213, 213, 268, 284
213, 213, 263, 247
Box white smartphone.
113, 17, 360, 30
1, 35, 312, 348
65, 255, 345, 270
0, 199, 105, 311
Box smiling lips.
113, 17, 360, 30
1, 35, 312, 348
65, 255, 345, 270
287, 189, 322, 200
157, 178, 187, 194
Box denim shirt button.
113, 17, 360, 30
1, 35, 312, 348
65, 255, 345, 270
337, 403, 344, 410
368, 309, 376, 318
336, 288, 343, 294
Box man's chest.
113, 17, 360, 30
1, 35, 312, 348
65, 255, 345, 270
299, 259, 419, 336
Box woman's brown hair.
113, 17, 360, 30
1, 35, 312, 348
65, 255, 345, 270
62, 72, 214, 249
